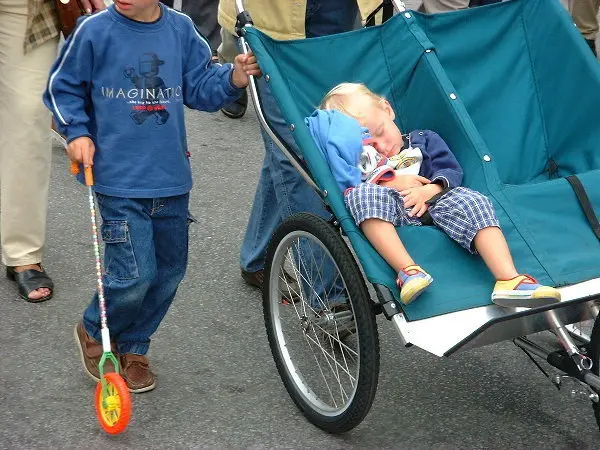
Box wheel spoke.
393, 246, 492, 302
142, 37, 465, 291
283, 247, 308, 318
291, 250, 329, 316
304, 332, 339, 406
305, 331, 357, 382
305, 330, 354, 404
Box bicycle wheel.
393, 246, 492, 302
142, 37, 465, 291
263, 213, 380, 433
95, 372, 132, 434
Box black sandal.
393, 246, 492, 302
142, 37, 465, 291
6, 265, 54, 303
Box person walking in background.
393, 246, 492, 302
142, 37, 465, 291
216, 0, 380, 290
0, 0, 105, 303
160, 0, 221, 57
217, 29, 247, 118
419, 0, 501, 13
572, 0, 599, 56
182, 0, 221, 57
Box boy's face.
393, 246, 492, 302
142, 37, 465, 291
115, 0, 159, 18
359, 99, 404, 158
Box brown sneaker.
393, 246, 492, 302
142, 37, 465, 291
74, 321, 116, 381
120, 353, 156, 393
241, 269, 264, 288
241, 268, 303, 302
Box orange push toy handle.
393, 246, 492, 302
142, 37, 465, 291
70, 161, 94, 186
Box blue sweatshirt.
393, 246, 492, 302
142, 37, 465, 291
305, 110, 464, 192
44, 5, 244, 197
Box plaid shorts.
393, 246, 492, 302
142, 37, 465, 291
344, 184, 499, 253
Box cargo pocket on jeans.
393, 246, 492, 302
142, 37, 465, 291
101, 220, 139, 280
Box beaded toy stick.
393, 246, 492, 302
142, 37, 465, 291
70, 163, 109, 339
70, 161, 131, 434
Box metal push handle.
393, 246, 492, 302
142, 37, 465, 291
233, 0, 324, 198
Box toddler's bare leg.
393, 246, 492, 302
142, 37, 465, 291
360, 218, 414, 272
474, 227, 519, 280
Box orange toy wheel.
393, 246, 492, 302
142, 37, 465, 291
94, 372, 132, 434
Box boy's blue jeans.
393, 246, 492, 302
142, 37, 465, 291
83, 193, 190, 355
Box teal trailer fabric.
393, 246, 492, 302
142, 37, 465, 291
243, 0, 600, 321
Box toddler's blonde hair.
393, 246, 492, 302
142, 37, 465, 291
319, 82, 385, 121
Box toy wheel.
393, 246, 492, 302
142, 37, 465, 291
95, 372, 132, 434
589, 310, 600, 430
264, 213, 379, 433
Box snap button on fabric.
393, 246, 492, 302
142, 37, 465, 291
483, 155, 491, 162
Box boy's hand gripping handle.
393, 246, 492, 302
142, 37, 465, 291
70, 161, 94, 186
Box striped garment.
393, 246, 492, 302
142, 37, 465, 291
344, 184, 499, 253
24, 0, 60, 53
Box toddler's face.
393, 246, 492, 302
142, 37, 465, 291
360, 101, 404, 158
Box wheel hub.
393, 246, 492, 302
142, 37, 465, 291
300, 315, 311, 332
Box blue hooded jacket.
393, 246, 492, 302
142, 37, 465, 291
305, 110, 365, 192
305, 109, 464, 192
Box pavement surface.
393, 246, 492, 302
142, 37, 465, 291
1, 1, 600, 449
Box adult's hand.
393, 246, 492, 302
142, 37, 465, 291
79, 0, 107, 14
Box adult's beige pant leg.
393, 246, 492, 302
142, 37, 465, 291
572, 0, 600, 40
421, 0, 470, 13
0, 1, 57, 266
217, 27, 238, 63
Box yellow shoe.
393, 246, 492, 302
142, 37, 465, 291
491, 274, 561, 308
397, 265, 433, 305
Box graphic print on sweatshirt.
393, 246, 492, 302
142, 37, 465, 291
100, 52, 183, 126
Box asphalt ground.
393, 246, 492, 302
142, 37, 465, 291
1, 1, 600, 449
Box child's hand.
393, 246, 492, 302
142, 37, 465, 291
67, 136, 95, 168
231, 52, 261, 88
380, 174, 430, 191
400, 184, 443, 217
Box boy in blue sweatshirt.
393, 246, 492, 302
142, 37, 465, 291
308, 83, 561, 308
43, 0, 260, 393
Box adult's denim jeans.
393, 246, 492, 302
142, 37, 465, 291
83, 193, 190, 355
240, 0, 358, 306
